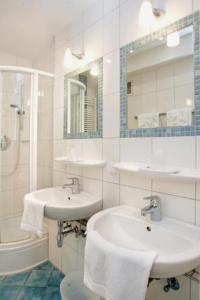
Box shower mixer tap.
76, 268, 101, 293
10, 104, 25, 115
0, 135, 11, 151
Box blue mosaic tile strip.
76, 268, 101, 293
64, 57, 103, 139
0, 260, 64, 300
120, 11, 200, 137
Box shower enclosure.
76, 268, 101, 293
0, 66, 54, 274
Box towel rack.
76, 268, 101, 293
134, 111, 194, 121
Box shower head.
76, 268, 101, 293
10, 104, 25, 115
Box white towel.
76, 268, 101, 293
84, 231, 157, 300
138, 112, 159, 128
21, 194, 46, 238
167, 108, 193, 127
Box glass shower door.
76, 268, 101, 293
0, 71, 31, 243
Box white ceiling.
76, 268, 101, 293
0, 0, 95, 60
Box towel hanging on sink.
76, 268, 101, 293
84, 230, 157, 300
21, 193, 46, 237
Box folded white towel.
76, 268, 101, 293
84, 231, 156, 300
167, 108, 193, 127
21, 194, 46, 238
138, 112, 159, 128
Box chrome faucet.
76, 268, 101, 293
62, 177, 80, 194
141, 195, 161, 221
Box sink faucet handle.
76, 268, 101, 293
67, 177, 80, 184
143, 195, 160, 206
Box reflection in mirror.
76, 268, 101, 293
66, 69, 98, 134
64, 57, 103, 139
127, 25, 194, 129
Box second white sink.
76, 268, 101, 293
87, 206, 200, 278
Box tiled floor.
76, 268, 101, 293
0, 261, 65, 300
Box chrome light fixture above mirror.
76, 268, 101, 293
64, 48, 85, 69
139, 0, 165, 26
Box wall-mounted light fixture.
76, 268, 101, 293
151, 0, 165, 17
139, 1, 154, 27
64, 48, 85, 69
139, 0, 165, 27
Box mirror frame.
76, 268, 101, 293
120, 11, 200, 138
64, 57, 103, 139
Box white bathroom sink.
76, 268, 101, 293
87, 206, 200, 278
26, 187, 102, 221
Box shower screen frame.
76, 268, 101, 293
0, 66, 54, 192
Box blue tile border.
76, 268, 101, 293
120, 11, 200, 137
64, 57, 103, 139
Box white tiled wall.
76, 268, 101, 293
52, 1, 200, 299
37, 75, 54, 189
0, 50, 32, 67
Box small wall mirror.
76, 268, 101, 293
127, 26, 194, 129
120, 12, 200, 137
127, 25, 194, 129
64, 58, 103, 139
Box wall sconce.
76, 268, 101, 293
139, 0, 165, 27
167, 31, 180, 47
151, 0, 165, 17
64, 48, 85, 69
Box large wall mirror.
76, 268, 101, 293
120, 12, 200, 137
64, 58, 103, 139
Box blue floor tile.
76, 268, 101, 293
0, 286, 21, 299
43, 287, 61, 300
2, 271, 30, 286
0, 276, 5, 285
48, 271, 65, 287
25, 270, 51, 288
35, 261, 54, 271
0, 261, 63, 299
16, 287, 46, 300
